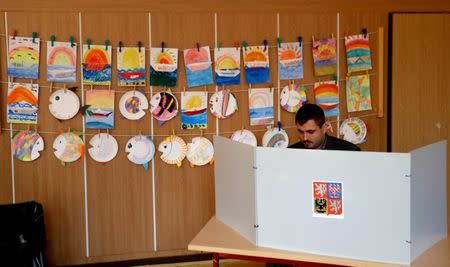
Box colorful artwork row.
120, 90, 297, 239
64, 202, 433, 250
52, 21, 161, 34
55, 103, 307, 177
7, 34, 372, 86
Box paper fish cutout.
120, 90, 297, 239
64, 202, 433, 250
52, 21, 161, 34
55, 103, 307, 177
230, 129, 257, 147
262, 128, 289, 148
119, 91, 148, 120
186, 137, 214, 167
150, 91, 178, 124
11, 131, 44, 161
125, 135, 155, 170
339, 117, 367, 144
158, 135, 187, 167
280, 84, 307, 113
53, 132, 84, 163
88, 133, 118, 163
209, 89, 238, 119
49, 89, 80, 120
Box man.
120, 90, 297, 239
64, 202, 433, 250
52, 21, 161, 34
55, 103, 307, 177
289, 103, 360, 151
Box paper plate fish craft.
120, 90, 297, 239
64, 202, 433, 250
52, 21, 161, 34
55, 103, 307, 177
150, 90, 178, 124
49, 87, 80, 120
53, 131, 84, 163
186, 137, 214, 167
339, 117, 367, 144
11, 130, 44, 161
209, 89, 238, 119
88, 133, 118, 163
262, 128, 289, 148
125, 135, 155, 170
158, 135, 187, 167
280, 83, 307, 113
119, 90, 148, 120
230, 129, 257, 147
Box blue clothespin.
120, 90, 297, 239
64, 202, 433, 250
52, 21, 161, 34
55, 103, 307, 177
161, 41, 165, 52
263, 39, 268, 51
277, 121, 281, 131
298, 36, 303, 46
105, 39, 110, 51
50, 35, 56, 47
118, 41, 122, 52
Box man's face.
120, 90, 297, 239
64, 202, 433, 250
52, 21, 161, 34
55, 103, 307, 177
296, 119, 327, 149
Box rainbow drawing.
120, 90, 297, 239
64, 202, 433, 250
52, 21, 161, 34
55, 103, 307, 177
345, 34, 372, 74
184, 46, 213, 87
85, 90, 115, 129
346, 74, 372, 112
243, 46, 269, 84
248, 88, 274, 126
181, 91, 208, 130
117, 47, 146, 86
8, 36, 40, 79
278, 42, 303, 80
7, 82, 39, 124
82, 44, 112, 85
47, 41, 77, 83
150, 48, 178, 86
314, 80, 339, 117
312, 37, 337, 77
214, 47, 240, 86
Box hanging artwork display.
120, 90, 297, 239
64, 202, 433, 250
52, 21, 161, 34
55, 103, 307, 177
118, 90, 148, 120
186, 137, 214, 167
346, 74, 372, 112
339, 117, 367, 145
248, 88, 274, 126
280, 83, 307, 113
47, 41, 77, 83
8, 36, 40, 79
125, 135, 155, 170
117, 47, 146, 86
82, 44, 112, 85
181, 91, 208, 130
150, 90, 178, 124
7, 82, 39, 124
88, 133, 118, 163
345, 34, 372, 74
184, 46, 213, 87
209, 89, 238, 119
313, 181, 344, 219
230, 129, 257, 147
49, 88, 80, 120
214, 47, 240, 85
262, 128, 289, 148
314, 81, 339, 117
243, 45, 269, 84
278, 42, 303, 80
85, 90, 115, 129
53, 131, 84, 163
158, 135, 187, 167
312, 37, 337, 76
150, 47, 178, 86
11, 131, 44, 162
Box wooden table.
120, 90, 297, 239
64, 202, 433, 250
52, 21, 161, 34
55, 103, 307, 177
188, 217, 450, 267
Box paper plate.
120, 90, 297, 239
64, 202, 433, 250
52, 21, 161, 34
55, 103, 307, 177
88, 133, 118, 163
280, 84, 306, 113
262, 128, 289, 148
339, 117, 367, 144
230, 129, 257, 147
150, 91, 178, 123
125, 135, 155, 165
186, 137, 214, 166
158, 135, 187, 166
49, 89, 80, 120
119, 91, 148, 120
11, 131, 44, 161
53, 132, 84, 163
209, 89, 238, 119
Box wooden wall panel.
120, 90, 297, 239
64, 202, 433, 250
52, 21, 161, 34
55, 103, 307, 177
152, 12, 216, 251
4, 11, 86, 266
81, 12, 154, 257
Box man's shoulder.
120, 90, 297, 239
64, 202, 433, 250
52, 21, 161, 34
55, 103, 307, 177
325, 135, 361, 151
288, 141, 305, 149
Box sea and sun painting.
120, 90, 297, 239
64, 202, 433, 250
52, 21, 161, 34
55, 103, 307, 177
8, 36, 40, 79
47, 41, 77, 83
82, 44, 112, 85
150, 47, 178, 86
278, 42, 303, 80
243, 46, 269, 84
85, 90, 115, 129
117, 47, 146, 86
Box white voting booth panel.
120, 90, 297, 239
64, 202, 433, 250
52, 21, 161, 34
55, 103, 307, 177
214, 136, 447, 265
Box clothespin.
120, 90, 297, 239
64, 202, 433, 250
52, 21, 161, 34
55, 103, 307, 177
196, 42, 200, 52
49, 82, 53, 93
312, 35, 315, 43
105, 39, 110, 51
118, 41, 123, 52
50, 35, 56, 47
234, 41, 240, 50
276, 37, 281, 48
63, 84, 67, 93
331, 33, 335, 39
161, 41, 165, 52
172, 129, 175, 136
32, 32, 37, 43
87, 38, 91, 49
217, 41, 221, 51
298, 36, 302, 46
138, 41, 142, 53
361, 28, 368, 38
344, 30, 349, 37
11, 29, 17, 40
242, 40, 248, 51
70, 36, 75, 47
263, 39, 268, 51
277, 121, 281, 131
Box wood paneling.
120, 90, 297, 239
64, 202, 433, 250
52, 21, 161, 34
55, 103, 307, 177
391, 13, 450, 229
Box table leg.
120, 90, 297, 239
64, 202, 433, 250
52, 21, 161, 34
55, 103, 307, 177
213, 253, 220, 267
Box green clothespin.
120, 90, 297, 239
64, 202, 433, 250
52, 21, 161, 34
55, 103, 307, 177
105, 39, 110, 51
50, 35, 56, 47
276, 37, 281, 48
242, 40, 248, 51
87, 38, 91, 49
70, 36, 75, 47
32, 32, 37, 43
217, 42, 221, 51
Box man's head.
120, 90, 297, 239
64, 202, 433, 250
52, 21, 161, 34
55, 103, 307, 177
295, 104, 327, 149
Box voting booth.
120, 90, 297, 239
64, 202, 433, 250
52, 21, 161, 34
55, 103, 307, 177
214, 136, 447, 265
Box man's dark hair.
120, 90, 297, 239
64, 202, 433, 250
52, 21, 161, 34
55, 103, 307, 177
295, 103, 325, 127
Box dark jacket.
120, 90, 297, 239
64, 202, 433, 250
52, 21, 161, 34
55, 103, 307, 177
289, 134, 360, 151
